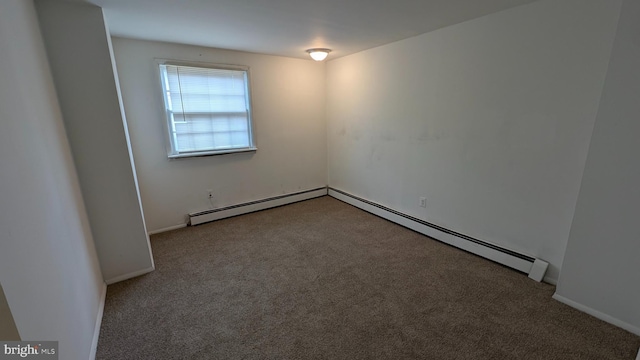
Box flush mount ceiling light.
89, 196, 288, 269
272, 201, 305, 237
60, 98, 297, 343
306, 48, 331, 61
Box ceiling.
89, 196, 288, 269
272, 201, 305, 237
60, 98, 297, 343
80, 0, 538, 60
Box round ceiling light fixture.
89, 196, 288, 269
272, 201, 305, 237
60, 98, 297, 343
306, 48, 332, 61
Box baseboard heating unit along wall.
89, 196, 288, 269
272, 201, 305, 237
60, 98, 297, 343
328, 187, 549, 283
188, 186, 549, 283
189, 187, 328, 226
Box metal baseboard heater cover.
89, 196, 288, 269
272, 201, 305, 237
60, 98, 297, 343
189, 187, 328, 226
328, 187, 548, 282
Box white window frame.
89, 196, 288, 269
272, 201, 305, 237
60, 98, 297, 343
156, 59, 257, 158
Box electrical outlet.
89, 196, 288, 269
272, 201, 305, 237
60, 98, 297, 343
207, 189, 213, 199
419, 197, 426, 208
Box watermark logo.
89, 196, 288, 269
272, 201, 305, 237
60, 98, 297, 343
1, 342, 57, 359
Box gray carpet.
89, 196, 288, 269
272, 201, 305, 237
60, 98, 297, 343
97, 196, 640, 359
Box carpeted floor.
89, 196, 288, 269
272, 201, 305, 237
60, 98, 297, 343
97, 196, 640, 359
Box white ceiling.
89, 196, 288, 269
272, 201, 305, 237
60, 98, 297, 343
81, 0, 538, 60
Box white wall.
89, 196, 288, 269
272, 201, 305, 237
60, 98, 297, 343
0, 0, 104, 358
111, 38, 327, 233
326, 0, 622, 282
555, 0, 640, 335
35, 2, 154, 283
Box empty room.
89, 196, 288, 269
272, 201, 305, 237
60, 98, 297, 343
1, 0, 639, 359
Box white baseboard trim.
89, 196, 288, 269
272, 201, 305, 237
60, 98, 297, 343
543, 275, 558, 286
104, 266, 155, 285
148, 223, 187, 235
90, 282, 107, 360
329, 188, 545, 279
189, 187, 328, 226
552, 293, 640, 336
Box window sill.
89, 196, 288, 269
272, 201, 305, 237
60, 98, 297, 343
168, 147, 257, 159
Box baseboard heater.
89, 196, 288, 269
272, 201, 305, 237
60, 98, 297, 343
328, 187, 549, 282
189, 187, 328, 226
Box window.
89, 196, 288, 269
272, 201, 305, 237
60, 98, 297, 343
158, 62, 256, 158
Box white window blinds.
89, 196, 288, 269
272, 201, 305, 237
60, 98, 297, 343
159, 63, 255, 157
